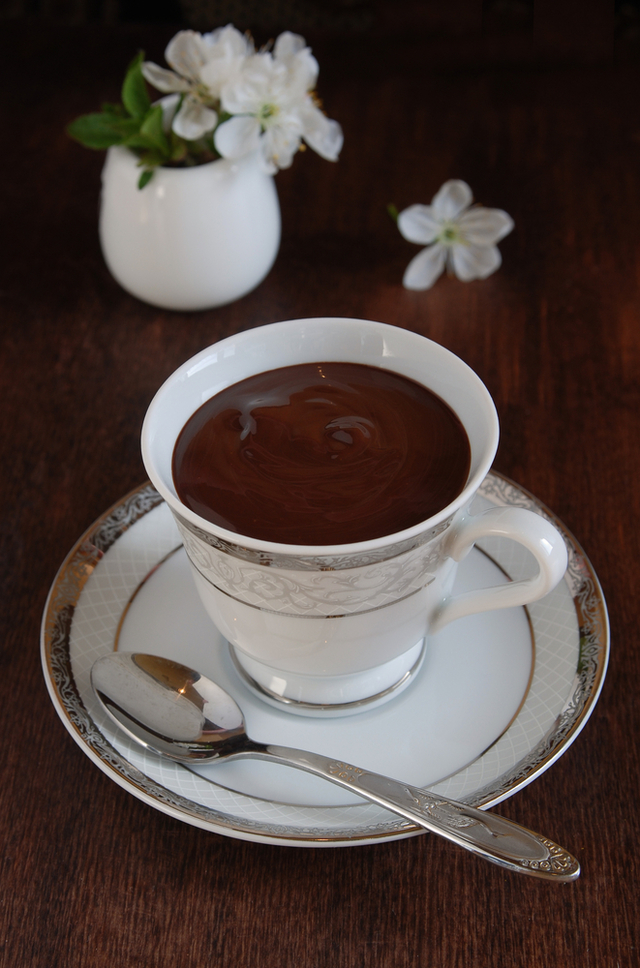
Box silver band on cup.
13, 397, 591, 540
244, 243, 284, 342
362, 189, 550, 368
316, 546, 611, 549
228, 639, 428, 716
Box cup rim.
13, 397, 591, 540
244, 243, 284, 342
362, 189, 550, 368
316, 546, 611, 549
141, 317, 499, 555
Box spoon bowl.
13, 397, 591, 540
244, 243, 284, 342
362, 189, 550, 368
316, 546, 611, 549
91, 652, 580, 881
92, 652, 246, 760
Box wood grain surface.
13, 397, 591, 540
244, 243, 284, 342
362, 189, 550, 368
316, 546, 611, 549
1, 8, 637, 967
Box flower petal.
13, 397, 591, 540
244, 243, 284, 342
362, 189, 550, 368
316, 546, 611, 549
199, 25, 253, 98
172, 99, 218, 140
274, 31, 307, 60
457, 207, 514, 245
397, 205, 440, 245
156, 93, 181, 132
203, 24, 254, 57
256, 143, 278, 175
142, 62, 191, 94
165, 30, 209, 83
291, 48, 319, 94
451, 242, 502, 281
214, 114, 261, 158
262, 123, 301, 170
431, 180, 473, 220
300, 103, 342, 160
199, 59, 237, 98
220, 55, 274, 114
403, 244, 447, 290
274, 32, 318, 92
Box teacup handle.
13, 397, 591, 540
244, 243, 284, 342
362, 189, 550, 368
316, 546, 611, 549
432, 506, 568, 632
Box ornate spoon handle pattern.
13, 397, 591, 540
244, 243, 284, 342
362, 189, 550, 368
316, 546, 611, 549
259, 746, 580, 881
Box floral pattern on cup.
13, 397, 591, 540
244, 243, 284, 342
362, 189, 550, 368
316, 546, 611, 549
175, 518, 444, 616
174, 512, 452, 571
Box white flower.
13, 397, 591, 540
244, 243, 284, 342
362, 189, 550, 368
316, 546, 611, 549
397, 180, 514, 290
140, 26, 342, 172
142, 26, 253, 141
213, 31, 343, 174
199, 24, 255, 98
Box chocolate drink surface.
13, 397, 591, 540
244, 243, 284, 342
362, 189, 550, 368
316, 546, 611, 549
172, 362, 471, 545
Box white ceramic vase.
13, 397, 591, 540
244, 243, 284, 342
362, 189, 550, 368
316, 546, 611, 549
99, 146, 281, 311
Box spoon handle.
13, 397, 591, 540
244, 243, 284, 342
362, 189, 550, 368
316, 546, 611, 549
257, 744, 580, 880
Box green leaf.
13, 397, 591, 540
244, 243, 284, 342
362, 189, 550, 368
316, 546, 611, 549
101, 101, 126, 117
121, 133, 156, 151
169, 136, 188, 163
387, 203, 399, 223
122, 51, 151, 120
67, 112, 140, 149
138, 169, 154, 189
108, 116, 142, 138
138, 104, 170, 157
136, 148, 166, 169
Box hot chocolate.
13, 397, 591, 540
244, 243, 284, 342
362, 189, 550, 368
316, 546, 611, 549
172, 362, 471, 545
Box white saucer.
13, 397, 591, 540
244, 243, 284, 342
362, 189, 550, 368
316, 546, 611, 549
41, 473, 609, 847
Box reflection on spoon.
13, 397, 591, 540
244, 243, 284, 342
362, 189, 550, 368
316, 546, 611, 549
91, 653, 580, 882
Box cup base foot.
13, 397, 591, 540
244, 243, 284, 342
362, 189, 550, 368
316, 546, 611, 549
228, 640, 427, 717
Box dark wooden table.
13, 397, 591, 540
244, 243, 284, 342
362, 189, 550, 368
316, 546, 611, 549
1, 10, 638, 967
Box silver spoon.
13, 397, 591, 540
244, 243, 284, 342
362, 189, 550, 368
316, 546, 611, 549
91, 652, 580, 881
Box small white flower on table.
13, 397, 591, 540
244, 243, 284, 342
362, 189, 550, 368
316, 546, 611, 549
397, 180, 514, 290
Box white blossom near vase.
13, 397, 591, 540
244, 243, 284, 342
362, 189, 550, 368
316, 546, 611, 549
98, 145, 281, 311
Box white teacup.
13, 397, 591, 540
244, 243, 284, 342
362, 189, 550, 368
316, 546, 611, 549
142, 318, 567, 716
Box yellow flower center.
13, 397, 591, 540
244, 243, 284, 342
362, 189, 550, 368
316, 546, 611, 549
259, 102, 279, 127
438, 221, 466, 246
193, 83, 216, 107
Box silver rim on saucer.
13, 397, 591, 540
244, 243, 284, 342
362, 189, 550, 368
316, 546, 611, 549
40, 474, 609, 846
